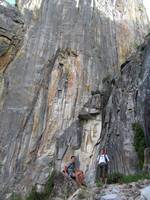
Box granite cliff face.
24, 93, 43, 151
100, 35, 150, 175
0, 0, 150, 198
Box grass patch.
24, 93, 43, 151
108, 172, 123, 184
132, 123, 146, 169
122, 173, 150, 183
108, 172, 150, 184
26, 171, 55, 200
96, 180, 103, 187
11, 193, 22, 200
26, 187, 44, 200
133, 42, 139, 50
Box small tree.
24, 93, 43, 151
132, 123, 146, 169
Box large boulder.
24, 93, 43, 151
141, 186, 150, 200
101, 194, 121, 200
68, 188, 95, 200
50, 171, 78, 200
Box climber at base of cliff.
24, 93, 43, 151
63, 156, 85, 187
97, 148, 110, 186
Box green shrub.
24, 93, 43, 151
26, 171, 55, 200
132, 123, 146, 169
107, 172, 150, 184
133, 41, 140, 50
42, 170, 55, 197
11, 193, 22, 200
108, 172, 123, 184
122, 173, 150, 183
26, 187, 44, 200
96, 180, 103, 187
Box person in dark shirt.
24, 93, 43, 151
64, 156, 85, 187
65, 156, 76, 179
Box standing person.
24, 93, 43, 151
97, 148, 110, 186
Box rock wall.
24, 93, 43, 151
100, 35, 150, 175
0, 0, 150, 197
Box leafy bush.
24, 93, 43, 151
132, 123, 146, 169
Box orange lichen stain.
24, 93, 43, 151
66, 56, 84, 100
15, 49, 25, 59
85, 84, 91, 92
37, 120, 58, 156
67, 70, 75, 88
75, 56, 84, 81
0, 48, 13, 73
117, 23, 132, 65
46, 122, 57, 140
47, 68, 60, 105
115, 0, 125, 13
32, 114, 40, 137
75, 56, 81, 72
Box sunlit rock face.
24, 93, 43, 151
143, 0, 150, 20
0, 0, 150, 197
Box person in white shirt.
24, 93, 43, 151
97, 148, 110, 186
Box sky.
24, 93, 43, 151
143, 0, 150, 20
6, 0, 15, 5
